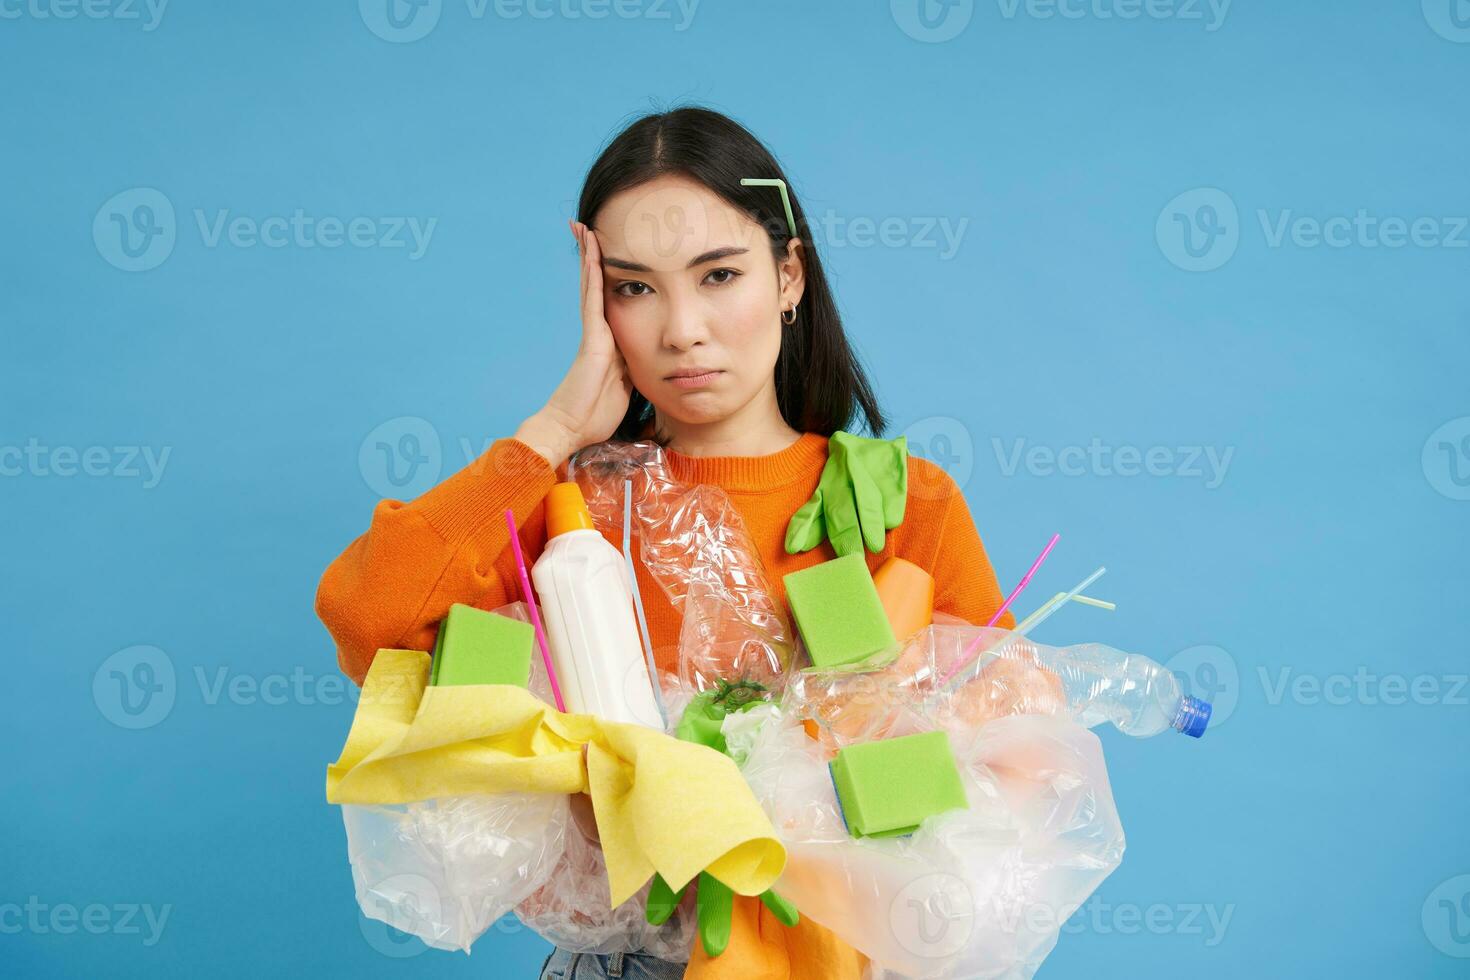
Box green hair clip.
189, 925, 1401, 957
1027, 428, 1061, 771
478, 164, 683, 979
740, 177, 798, 239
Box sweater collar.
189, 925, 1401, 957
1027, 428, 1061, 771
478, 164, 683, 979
636, 420, 829, 492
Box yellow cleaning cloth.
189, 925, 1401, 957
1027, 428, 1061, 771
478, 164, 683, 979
326, 649, 786, 908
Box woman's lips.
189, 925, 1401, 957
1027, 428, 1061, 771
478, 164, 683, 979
668, 371, 723, 389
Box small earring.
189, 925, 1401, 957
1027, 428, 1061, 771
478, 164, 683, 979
782, 304, 798, 325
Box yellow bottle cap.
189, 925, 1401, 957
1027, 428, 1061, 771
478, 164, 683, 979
545, 481, 596, 538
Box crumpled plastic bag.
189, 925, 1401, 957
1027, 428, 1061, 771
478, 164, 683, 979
513, 793, 698, 961
342, 792, 568, 953
342, 600, 567, 953
728, 704, 1125, 979
337, 596, 733, 958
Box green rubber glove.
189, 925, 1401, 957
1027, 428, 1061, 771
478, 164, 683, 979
645, 872, 684, 926
785, 430, 908, 558
643, 871, 742, 957
643, 681, 800, 953
758, 888, 800, 927
695, 872, 735, 957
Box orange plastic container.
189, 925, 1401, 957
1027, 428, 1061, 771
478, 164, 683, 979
872, 557, 934, 642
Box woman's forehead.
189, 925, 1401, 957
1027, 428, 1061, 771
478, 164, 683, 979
596, 175, 765, 273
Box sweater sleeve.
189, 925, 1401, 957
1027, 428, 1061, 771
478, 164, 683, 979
315, 437, 561, 685
926, 477, 1016, 631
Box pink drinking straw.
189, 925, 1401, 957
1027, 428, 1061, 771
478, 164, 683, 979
505, 508, 566, 713
936, 532, 1060, 688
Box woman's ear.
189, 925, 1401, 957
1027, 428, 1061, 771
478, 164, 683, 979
778, 237, 806, 310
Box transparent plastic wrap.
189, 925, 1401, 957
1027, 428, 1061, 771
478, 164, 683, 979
512, 795, 698, 961
728, 703, 1125, 979
343, 792, 568, 953
787, 621, 1210, 753
567, 439, 795, 694
339, 601, 573, 953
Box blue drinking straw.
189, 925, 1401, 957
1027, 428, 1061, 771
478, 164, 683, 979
1015, 566, 1108, 639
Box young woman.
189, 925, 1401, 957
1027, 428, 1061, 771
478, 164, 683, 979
316, 106, 1013, 980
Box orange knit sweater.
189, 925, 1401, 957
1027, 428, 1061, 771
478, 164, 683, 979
315, 429, 1014, 978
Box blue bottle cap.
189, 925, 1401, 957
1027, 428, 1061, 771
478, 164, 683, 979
1172, 696, 1212, 738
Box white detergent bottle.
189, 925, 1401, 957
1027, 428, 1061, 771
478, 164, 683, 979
531, 481, 663, 728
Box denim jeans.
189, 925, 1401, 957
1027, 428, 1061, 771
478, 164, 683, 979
537, 947, 686, 979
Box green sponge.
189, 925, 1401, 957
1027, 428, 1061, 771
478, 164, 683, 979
428, 603, 533, 688
783, 553, 897, 669
829, 731, 967, 838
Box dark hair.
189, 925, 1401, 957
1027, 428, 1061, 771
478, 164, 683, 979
575, 105, 887, 442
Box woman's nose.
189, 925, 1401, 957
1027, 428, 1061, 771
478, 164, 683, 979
659, 298, 709, 350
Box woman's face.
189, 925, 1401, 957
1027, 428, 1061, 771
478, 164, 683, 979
593, 175, 804, 429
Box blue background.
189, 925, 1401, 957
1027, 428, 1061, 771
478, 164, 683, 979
3, 1, 1468, 977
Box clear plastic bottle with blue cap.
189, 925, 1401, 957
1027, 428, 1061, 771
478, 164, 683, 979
1052, 642, 1213, 737
922, 630, 1214, 739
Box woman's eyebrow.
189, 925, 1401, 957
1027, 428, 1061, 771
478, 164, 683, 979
602, 245, 750, 272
